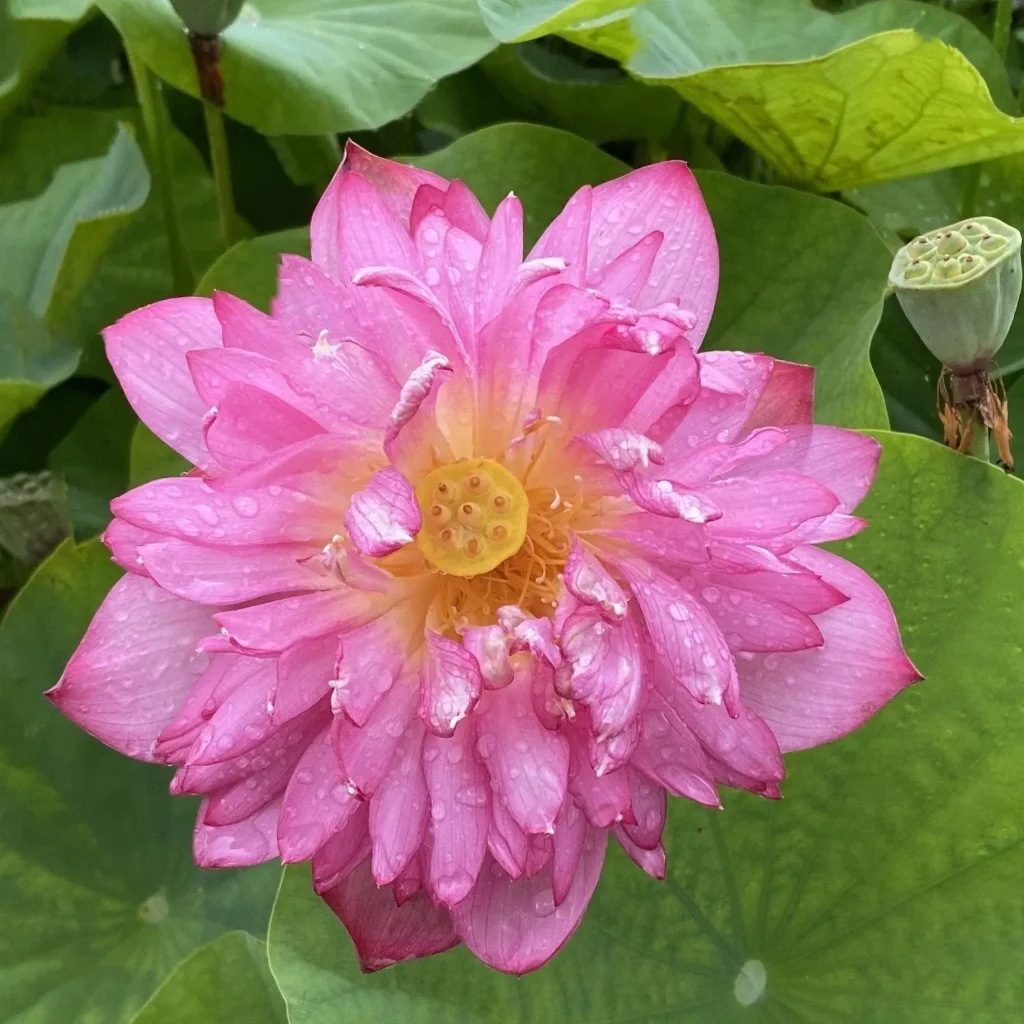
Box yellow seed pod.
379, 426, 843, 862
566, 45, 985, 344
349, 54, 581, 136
415, 458, 528, 576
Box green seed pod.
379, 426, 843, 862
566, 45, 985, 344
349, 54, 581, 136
169, 0, 246, 36
888, 216, 1022, 371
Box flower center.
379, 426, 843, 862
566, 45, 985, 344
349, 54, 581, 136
415, 458, 529, 577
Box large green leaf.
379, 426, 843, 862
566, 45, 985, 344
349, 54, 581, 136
697, 170, 889, 429
0, 104, 228, 373
131, 932, 287, 1024
0, 7, 74, 120
0, 123, 149, 322
491, 0, 1024, 191
266, 430, 1024, 1022
97, 0, 496, 135
476, 0, 635, 42
478, 43, 682, 145
0, 294, 79, 442
0, 123, 148, 437
9, 1, 93, 19
0, 539, 280, 1023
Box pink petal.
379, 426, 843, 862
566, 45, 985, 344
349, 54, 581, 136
701, 472, 840, 541
588, 163, 718, 343
529, 185, 593, 286
588, 714, 641, 777
214, 589, 385, 655
451, 830, 607, 974
334, 669, 418, 796
488, 796, 529, 878
47, 575, 213, 761
112, 475, 337, 548
559, 607, 645, 739
321, 858, 458, 972
740, 547, 921, 751
154, 653, 248, 763
699, 580, 824, 653
278, 725, 360, 863
660, 673, 785, 785
536, 310, 680, 438
187, 344, 308, 414
271, 633, 338, 724
551, 797, 587, 905
312, 802, 370, 892
742, 359, 815, 431
613, 827, 666, 880
736, 425, 880, 514
352, 265, 464, 365
618, 557, 739, 712
474, 193, 524, 332
182, 658, 278, 766
501, 608, 562, 668
567, 731, 633, 828
103, 297, 220, 468
660, 352, 773, 455
138, 539, 324, 605
623, 769, 667, 850
633, 695, 721, 808
102, 518, 161, 575
211, 289, 296, 360
476, 669, 569, 835
272, 254, 424, 411
462, 624, 514, 689
585, 511, 710, 572
707, 561, 847, 616
340, 141, 448, 226
707, 756, 782, 799
474, 281, 597, 451
561, 536, 630, 622
193, 797, 280, 867
441, 178, 490, 242
420, 631, 483, 737
578, 427, 665, 473
619, 473, 720, 524
345, 467, 421, 558
330, 612, 412, 726
370, 719, 429, 884
202, 704, 328, 825
423, 720, 490, 907
202, 382, 326, 471
621, 344, 701, 438
312, 166, 419, 281
589, 230, 663, 306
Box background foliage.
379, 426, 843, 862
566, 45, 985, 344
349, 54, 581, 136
1, 0, 1022, 1021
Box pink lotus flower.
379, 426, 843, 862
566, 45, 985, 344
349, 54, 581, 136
51, 144, 919, 974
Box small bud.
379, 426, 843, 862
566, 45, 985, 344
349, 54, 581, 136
888, 215, 1022, 371
169, 0, 246, 36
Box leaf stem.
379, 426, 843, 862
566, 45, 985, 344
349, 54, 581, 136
203, 101, 241, 249
994, 0, 1014, 60
126, 47, 194, 296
